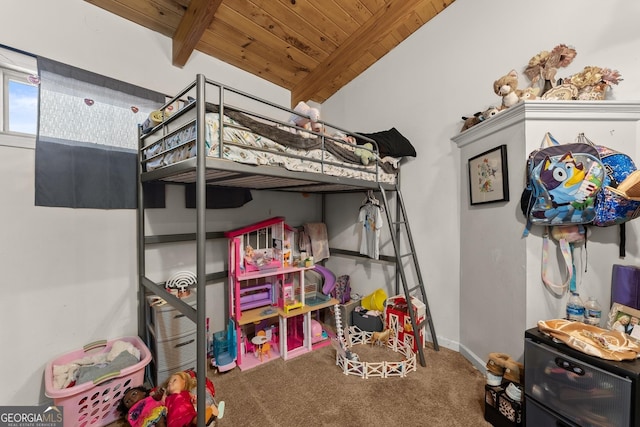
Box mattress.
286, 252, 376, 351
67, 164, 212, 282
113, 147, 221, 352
141, 106, 398, 185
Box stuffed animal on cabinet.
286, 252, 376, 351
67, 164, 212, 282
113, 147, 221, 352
493, 69, 523, 110
519, 86, 541, 101
460, 106, 501, 132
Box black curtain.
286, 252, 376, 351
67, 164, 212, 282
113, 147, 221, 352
184, 185, 253, 209
35, 57, 166, 209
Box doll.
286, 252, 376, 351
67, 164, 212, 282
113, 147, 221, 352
163, 371, 224, 427
118, 385, 167, 427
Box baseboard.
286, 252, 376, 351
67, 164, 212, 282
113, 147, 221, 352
428, 337, 485, 374
430, 335, 459, 352
458, 342, 486, 374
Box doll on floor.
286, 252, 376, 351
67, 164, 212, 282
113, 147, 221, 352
162, 371, 225, 427
117, 385, 167, 427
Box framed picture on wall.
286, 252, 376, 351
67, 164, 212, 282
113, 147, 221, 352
468, 144, 509, 205
607, 302, 640, 338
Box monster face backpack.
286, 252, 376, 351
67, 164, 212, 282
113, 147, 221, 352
521, 132, 605, 296
521, 132, 605, 236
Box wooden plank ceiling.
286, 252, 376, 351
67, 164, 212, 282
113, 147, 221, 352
84, 0, 454, 104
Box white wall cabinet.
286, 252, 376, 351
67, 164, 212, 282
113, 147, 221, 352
452, 100, 640, 370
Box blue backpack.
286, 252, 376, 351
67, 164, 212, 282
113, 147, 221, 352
521, 132, 605, 235
581, 133, 640, 256
588, 137, 640, 227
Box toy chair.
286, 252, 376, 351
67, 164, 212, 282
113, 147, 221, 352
259, 341, 271, 361
244, 334, 255, 354
255, 330, 271, 361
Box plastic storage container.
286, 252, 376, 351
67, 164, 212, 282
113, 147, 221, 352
584, 296, 602, 326
44, 336, 151, 427
525, 335, 632, 426
566, 292, 585, 322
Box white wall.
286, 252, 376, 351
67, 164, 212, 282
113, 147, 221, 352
322, 0, 640, 367
0, 0, 316, 406
453, 102, 640, 371
3, 0, 640, 406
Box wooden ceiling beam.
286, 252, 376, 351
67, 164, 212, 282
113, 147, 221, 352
84, 0, 455, 102
172, 0, 222, 67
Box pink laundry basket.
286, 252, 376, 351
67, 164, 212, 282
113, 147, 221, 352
44, 336, 151, 427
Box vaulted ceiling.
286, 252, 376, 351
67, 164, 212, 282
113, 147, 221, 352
84, 0, 454, 105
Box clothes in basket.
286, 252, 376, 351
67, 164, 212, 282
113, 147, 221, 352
44, 336, 151, 427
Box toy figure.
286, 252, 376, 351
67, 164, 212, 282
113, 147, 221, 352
370, 328, 395, 347
163, 371, 224, 427
117, 385, 167, 427
245, 245, 255, 260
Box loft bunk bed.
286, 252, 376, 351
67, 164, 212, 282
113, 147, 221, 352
139, 76, 400, 193
136, 74, 435, 425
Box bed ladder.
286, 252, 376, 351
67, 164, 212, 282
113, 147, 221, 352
379, 183, 439, 367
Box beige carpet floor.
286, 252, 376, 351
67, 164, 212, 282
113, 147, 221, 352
107, 343, 491, 426
210, 343, 490, 426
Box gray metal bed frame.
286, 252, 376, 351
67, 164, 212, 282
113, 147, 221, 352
136, 74, 401, 425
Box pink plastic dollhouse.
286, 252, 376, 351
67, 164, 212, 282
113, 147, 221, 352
225, 217, 338, 370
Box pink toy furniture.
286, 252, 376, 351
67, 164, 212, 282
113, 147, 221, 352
239, 284, 273, 310
311, 319, 324, 344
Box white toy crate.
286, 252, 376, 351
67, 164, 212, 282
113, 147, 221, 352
44, 336, 151, 427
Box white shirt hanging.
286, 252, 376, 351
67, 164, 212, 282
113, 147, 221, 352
358, 202, 383, 260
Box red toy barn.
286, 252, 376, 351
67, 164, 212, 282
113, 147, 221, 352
385, 295, 426, 353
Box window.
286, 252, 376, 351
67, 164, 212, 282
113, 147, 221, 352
5, 71, 38, 135
0, 45, 38, 148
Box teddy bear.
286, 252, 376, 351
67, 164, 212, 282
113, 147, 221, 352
493, 69, 523, 110
289, 101, 321, 136
355, 142, 376, 165
460, 106, 501, 132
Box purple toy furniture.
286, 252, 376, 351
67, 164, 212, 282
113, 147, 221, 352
239, 284, 273, 310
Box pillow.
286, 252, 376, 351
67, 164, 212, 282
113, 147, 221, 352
355, 127, 417, 158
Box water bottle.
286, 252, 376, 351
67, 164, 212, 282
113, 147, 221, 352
566, 292, 585, 322
584, 296, 602, 326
